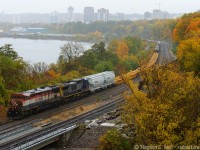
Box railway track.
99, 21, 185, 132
0, 41, 174, 150
0, 96, 124, 150
0, 83, 129, 141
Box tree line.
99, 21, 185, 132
0, 36, 153, 119
1, 19, 176, 43
98, 12, 200, 149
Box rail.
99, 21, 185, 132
0, 97, 124, 150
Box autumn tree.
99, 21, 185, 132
116, 41, 129, 59
172, 12, 200, 43
123, 37, 143, 54
177, 39, 200, 76
59, 42, 84, 73
173, 12, 200, 75
0, 77, 9, 106
0, 52, 29, 90
99, 129, 133, 150
122, 65, 200, 146
32, 62, 49, 74
186, 18, 200, 39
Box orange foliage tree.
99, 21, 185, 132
186, 18, 200, 39
173, 12, 200, 75
172, 12, 200, 43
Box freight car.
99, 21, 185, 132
154, 41, 160, 52
7, 71, 115, 119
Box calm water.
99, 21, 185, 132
0, 38, 92, 64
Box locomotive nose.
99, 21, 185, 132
10, 99, 19, 108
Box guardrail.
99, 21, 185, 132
14, 125, 77, 150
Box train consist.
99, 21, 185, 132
7, 71, 115, 119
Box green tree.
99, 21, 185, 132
79, 50, 98, 70
0, 44, 18, 60
94, 61, 114, 72
0, 77, 9, 106
59, 42, 84, 73
124, 37, 142, 54
91, 42, 107, 61
99, 129, 133, 150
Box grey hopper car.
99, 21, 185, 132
84, 71, 115, 92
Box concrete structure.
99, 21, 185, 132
68, 6, 74, 22
152, 9, 169, 19
0, 10, 182, 23
84, 7, 95, 23
51, 11, 58, 23
153, 9, 161, 19
10, 125, 77, 150
96, 8, 109, 22
144, 12, 152, 20
160, 11, 169, 19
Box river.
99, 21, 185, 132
0, 38, 93, 64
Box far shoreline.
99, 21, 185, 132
0, 33, 100, 44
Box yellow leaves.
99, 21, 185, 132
65, 70, 81, 80
173, 12, 200, 75
122, 65, 200, 145
177, 38, 200, 74
48, 69, 59, 79
116, 41, 130, 59
172, 28, 179, 42
88, 31, 103, 40
186, 18, 200, 39
173, 12, 200, 43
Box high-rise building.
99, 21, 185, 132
51, 11, 58, 23
160, 11, 169, 19
144, 12, 152, 20
96, 8, 109, 21
153, 9, 161, 19
152, 9, 170, 19
13, 15, 21, 24
68, 6, 74, 22
84, 7, 94, 23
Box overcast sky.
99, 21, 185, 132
0, 0, 199, 14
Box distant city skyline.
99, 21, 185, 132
0, 0, 199, 14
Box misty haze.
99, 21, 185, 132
0, 0, 199, 150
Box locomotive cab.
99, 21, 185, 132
8, 94, 26, 119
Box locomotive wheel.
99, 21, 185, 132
20, 111, 24, 119
28, 110, 32, 116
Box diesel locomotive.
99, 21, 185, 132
7, 71, 115, 119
